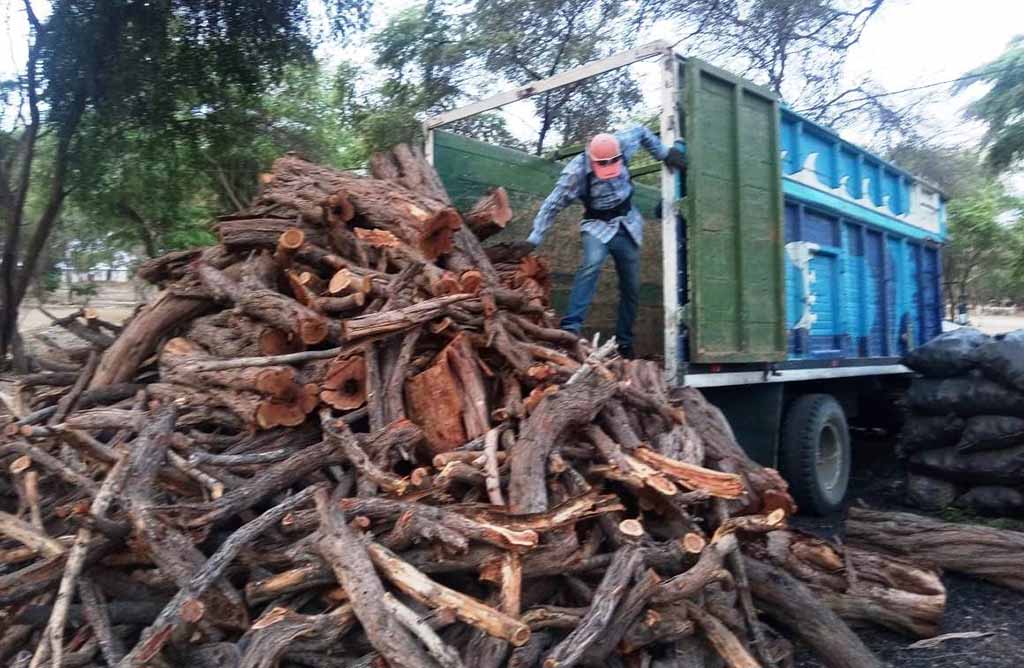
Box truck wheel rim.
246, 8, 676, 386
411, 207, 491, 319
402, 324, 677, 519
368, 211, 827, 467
816, 424, 843, 493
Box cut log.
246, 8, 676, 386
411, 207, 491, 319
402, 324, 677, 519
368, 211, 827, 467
319, 354, 368, 411
846, 506, 1024, 592
273, 228, 305, 269
267, 153, 463, 261
315, 490, 436, 668
405, 345, 467, 454
674, 387, 796, 515
509, 373, 617, 514
217, 219, 327, 251
89, 291, 212, 389
328, 268, 372, 296
369, 145, 502, 286
314, 292, 366, 314
746, 527, 945, 637
366, 542, 531, 646
465, 187, 512, 240
743, 556, 882, 668
341, 293, 472, 341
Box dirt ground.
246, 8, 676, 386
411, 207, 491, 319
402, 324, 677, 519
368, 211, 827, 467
965, 313, 1024, 336
17, 281, 140, 336
791, 433, 1024, 668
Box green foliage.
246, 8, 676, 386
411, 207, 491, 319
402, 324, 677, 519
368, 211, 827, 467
366, 0, 900, 154
69, 283, 98, 298
368, 0, 642, 154
957, 35, 1024, 172
38, 0, 369, 137
41, 270, 61, 295
943, 172, 1022, 306
1, 0, 372, 362
887, 143, 989, 200
67, 60, 362, 258
887, 143, 1023, 306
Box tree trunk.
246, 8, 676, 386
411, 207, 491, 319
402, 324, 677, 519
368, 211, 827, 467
747, 527, 945, 638
846, 506, 1024, 592
743, 556, 882, 668
88, 291, 212, 389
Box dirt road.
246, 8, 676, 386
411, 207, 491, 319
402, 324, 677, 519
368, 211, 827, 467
970, 313, 1024, 336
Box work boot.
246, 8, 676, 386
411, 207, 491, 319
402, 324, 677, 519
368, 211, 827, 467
617, 343, 635, 360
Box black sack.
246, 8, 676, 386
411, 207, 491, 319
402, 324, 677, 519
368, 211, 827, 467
955, 486, 1024, 516
899, 414, 965, 454
910, 443, 1024, 486
957, 415, 1024, 453
906, 473, 958, 511
905, 376, 1024, 417
997, 329, 1024, 343
902, 328, 989, 377
974, 337, 1024, 392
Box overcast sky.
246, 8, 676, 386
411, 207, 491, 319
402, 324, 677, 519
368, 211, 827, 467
3, 0, 1023, 189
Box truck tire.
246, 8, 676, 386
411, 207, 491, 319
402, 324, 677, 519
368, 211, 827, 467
780, 394, 850, 515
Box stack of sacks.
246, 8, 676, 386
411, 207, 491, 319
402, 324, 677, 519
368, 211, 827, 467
901, 329, 1024, 515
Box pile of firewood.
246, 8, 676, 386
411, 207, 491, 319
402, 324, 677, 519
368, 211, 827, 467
1, 147, 948, 668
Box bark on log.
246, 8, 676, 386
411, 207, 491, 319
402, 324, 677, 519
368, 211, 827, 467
846, 506, 1024, 592
464, 187, 512, 241
674, 387, 795, 515
198, 264, 333, 345
89, 292, 212, 389
369, 145, 503, 286
315, 489, 436, 668
269, 154, 462, 260
743, 557, 882, 668
749, 526, 945, 638
508, 373, 617, 514
366, 542, 531, 646
541, 545, 642, 668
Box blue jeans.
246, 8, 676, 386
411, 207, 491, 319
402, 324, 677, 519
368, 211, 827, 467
560, 227, 640, 348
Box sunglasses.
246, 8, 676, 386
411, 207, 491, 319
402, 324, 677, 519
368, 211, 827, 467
593, 154, 622, 167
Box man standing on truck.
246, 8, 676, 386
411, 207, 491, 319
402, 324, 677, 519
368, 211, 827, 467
515, 127, 686, 358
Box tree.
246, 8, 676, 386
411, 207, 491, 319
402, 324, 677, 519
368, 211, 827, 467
360, 2, 530, 152
886, 142, 1024, 310
886, 143, 989, 200
369, 0, 643, 155
655, 0, 924, 145
0, 0, 369, 367
465, 0, 643, 153
943, 181, 1015, 312
956, 35, 1024, 172
369, 0, 904, 154
69, 61, 362, 260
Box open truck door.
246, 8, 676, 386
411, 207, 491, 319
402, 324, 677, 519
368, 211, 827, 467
681, 59, 787, 364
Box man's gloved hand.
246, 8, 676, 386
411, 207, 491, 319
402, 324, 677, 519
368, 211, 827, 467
506, 240, 537, 261
664, 146, 687, 170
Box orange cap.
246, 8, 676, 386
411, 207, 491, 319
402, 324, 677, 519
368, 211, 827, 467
588, 133, 623, 180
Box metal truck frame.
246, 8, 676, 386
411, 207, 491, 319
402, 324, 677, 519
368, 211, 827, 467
423, 43, 946, 513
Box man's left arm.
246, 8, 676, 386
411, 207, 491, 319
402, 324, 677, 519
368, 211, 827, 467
619, 126, 686, 169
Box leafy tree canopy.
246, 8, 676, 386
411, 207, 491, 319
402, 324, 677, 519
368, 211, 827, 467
366, 0, 903, 154
0, 0, 371, 363
956, 35, 1024, 173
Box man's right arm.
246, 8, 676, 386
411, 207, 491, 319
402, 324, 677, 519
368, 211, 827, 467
527, 160, 583, 247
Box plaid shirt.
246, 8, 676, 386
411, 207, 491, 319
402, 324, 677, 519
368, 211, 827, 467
527, 126, 678, 247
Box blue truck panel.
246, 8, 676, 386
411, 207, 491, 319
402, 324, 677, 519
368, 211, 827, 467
778, 107, 945, 364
